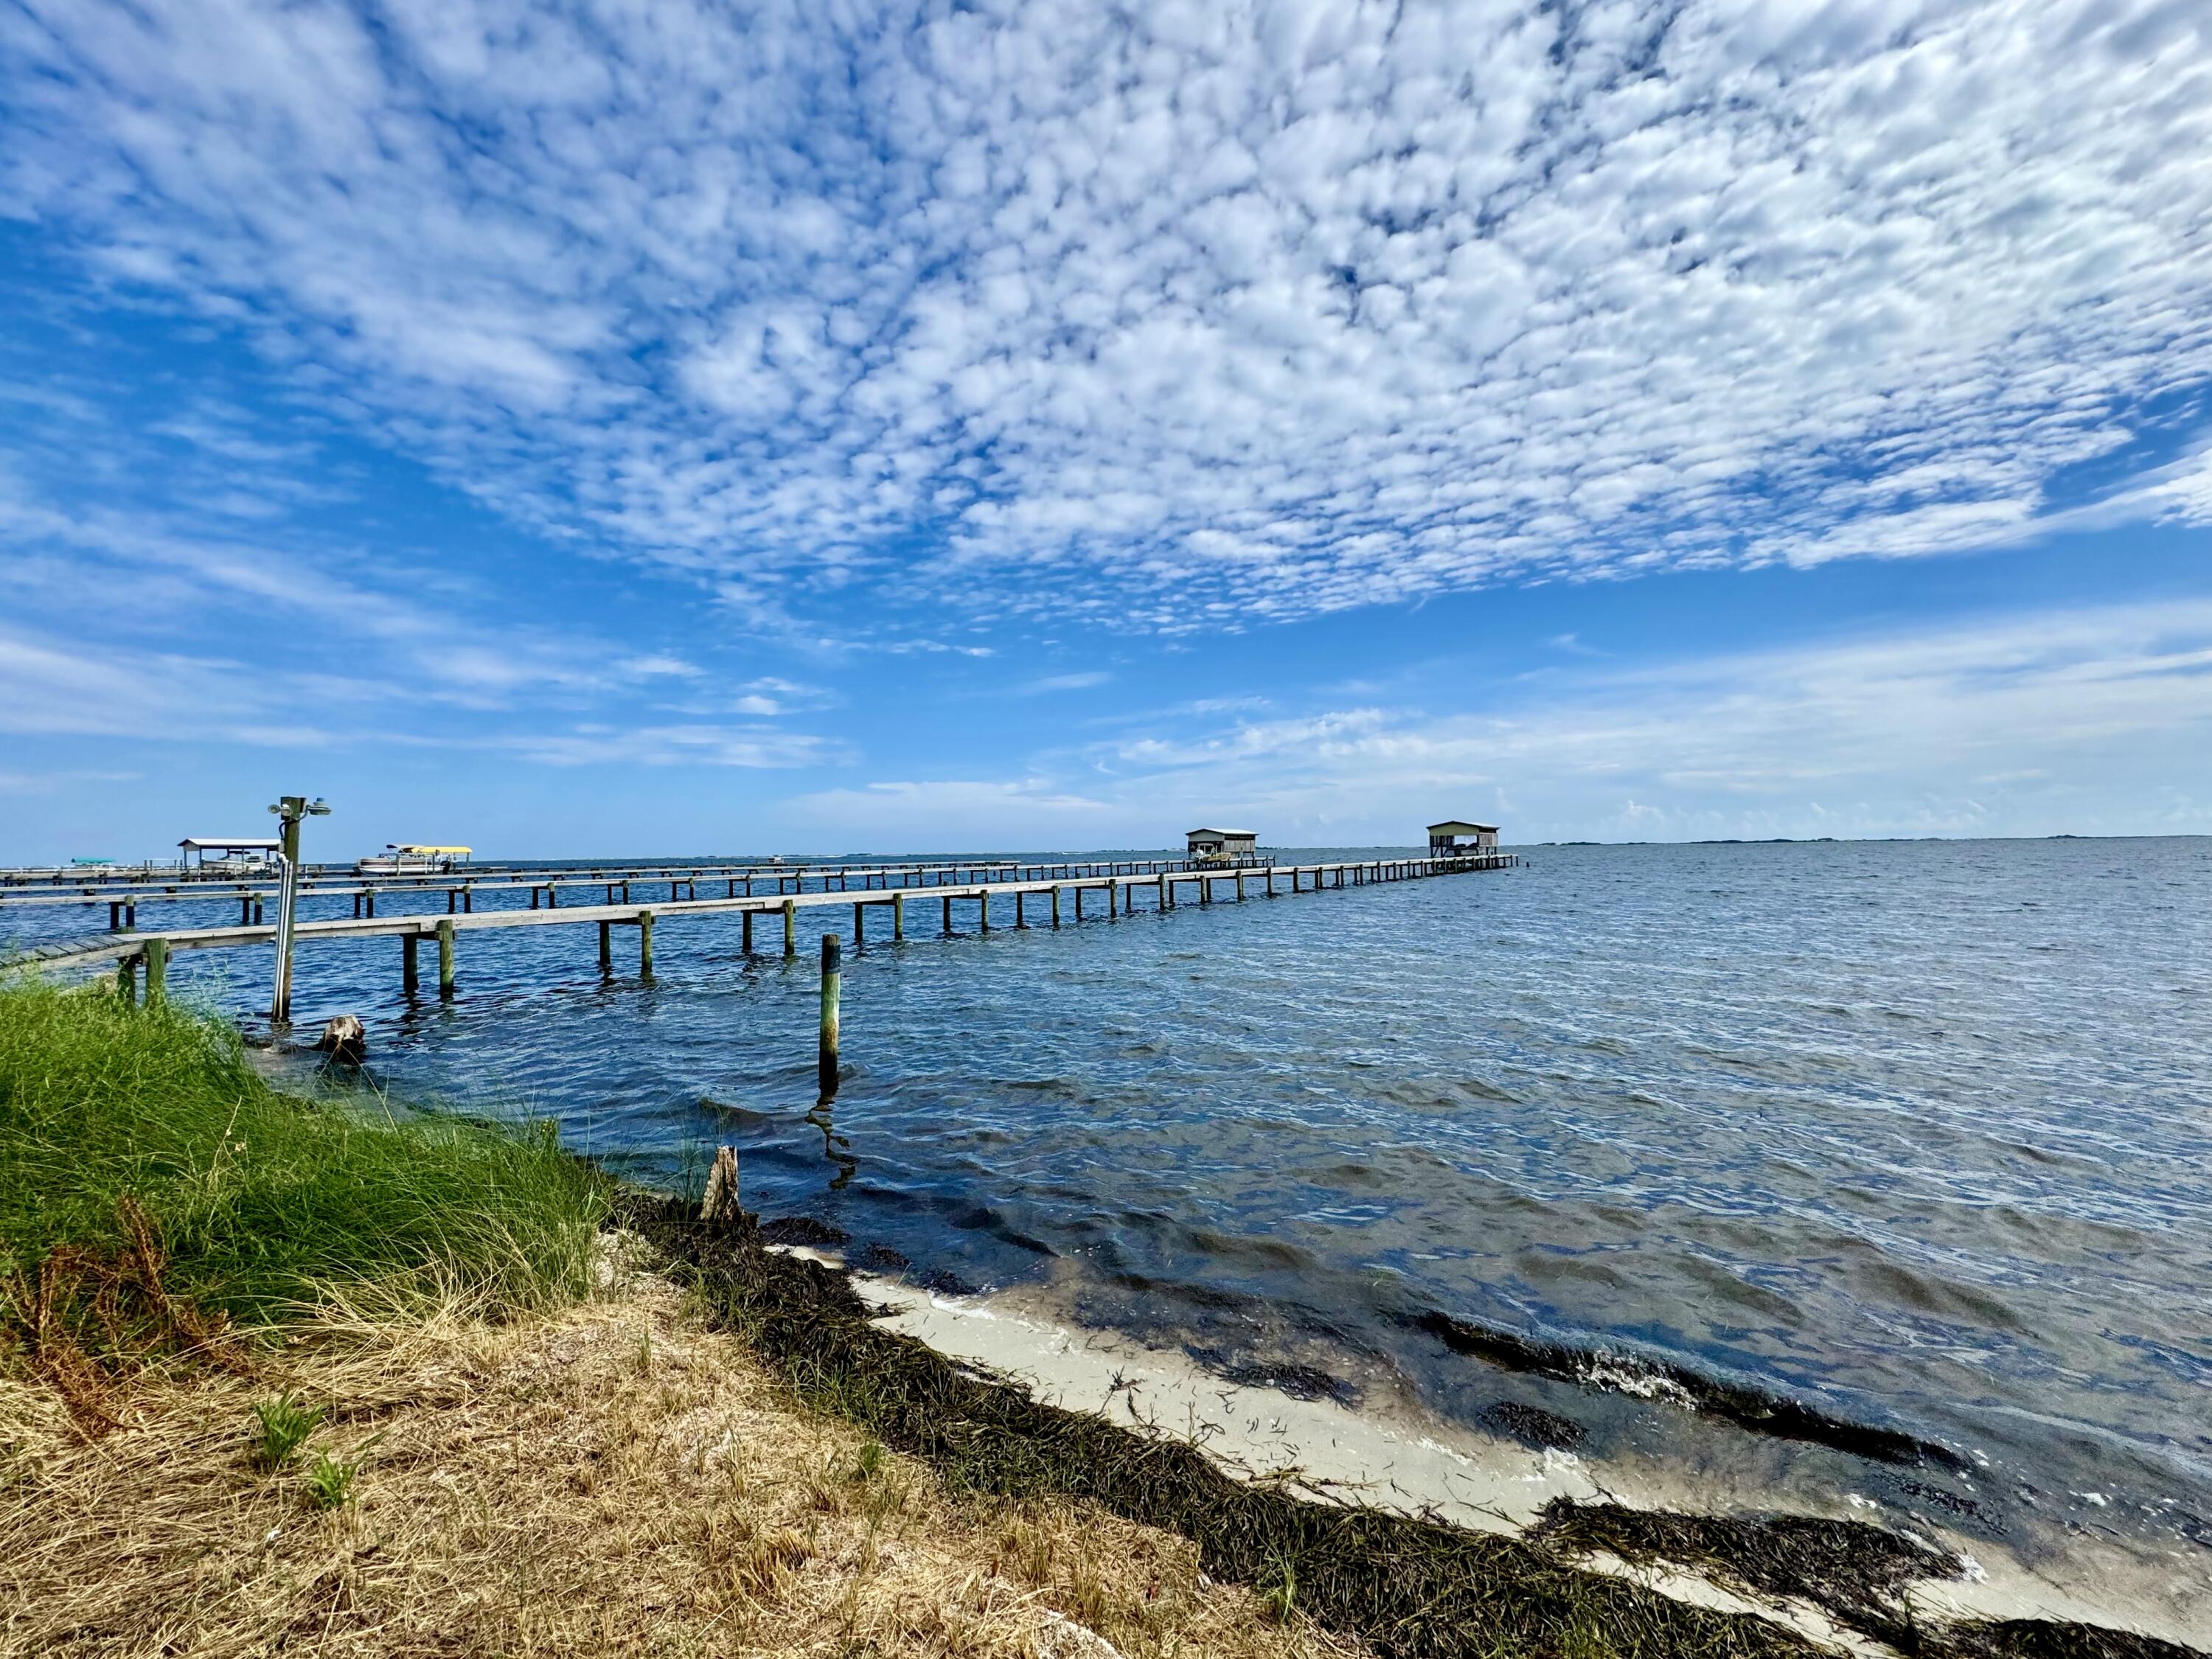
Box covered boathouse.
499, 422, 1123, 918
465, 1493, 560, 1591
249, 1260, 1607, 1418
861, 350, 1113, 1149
1186, 827, 1258, 862
1427, 820, 1499, 857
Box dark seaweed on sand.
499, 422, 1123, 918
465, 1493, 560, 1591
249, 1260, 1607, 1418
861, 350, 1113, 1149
630, 1195, 1814, 1658
1532, 1499, 1957, 1644
627, 1198, 2205, 1659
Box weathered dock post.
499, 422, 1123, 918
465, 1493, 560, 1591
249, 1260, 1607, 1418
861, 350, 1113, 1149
979, 889, 991, 932
599, 920, 613, 970
1158, 872, 1168, 910
403, 932, 420, 995
892, 897, 904, 942
437, 917, 456, 997
942, 894, 953, 935
115, 951, 137, 1006
638, 910, 655, 977
1051, 884, 1062, 928
783, 898, 797, 957
818, 933, 841, 1099
854, 902, 865, 946
266, 794, 328, 1024
144, 937, 167, 1005
742, 909, 754, 954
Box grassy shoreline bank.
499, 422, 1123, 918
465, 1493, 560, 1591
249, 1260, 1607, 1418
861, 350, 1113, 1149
1, 980, 2199, 1659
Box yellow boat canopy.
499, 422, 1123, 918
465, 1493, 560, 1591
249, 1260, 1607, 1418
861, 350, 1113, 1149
390, 844, 473, 855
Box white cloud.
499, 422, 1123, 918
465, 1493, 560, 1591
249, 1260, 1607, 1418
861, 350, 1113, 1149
1017, 671, 1113, 695
501, 724, 843, 768
6, 0, 2211, 630
785, 599, 2212, 844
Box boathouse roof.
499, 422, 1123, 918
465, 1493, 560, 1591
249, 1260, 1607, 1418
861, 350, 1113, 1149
1427, 820, 1498, 835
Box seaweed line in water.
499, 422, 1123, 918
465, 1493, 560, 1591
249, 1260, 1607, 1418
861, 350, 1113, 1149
1409, 1308, 1972, 1472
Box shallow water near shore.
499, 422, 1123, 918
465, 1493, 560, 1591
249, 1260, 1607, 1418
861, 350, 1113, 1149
15, 838, 2212, 1598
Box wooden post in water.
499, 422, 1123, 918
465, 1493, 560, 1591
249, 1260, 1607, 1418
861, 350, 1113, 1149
742, 909, 754, 954
599, 920, 612, 970
854, 902, 864, 945
1015, 891, 1026, 928
1051, 885, 1062, 928
818, 933, 841, 1099
403, 932, 419, 995
638, 910, 654, 977
437, 918, 456, 996
144, 936, 167, 1005
942, 894, 953, 935
783, 898, 797, 957
892, 898, 904, 942
1158, 872, 1168, 910
979, 890, 990, 932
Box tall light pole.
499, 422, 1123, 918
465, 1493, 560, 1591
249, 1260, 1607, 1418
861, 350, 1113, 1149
267, 795, 330, 1023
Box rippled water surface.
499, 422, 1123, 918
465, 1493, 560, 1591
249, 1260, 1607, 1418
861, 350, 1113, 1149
18, 838, 2212, 1540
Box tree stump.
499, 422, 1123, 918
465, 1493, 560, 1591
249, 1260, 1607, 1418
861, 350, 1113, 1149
700, 1145, 742, 1225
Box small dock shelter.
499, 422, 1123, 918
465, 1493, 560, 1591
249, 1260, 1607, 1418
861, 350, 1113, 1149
178, 836, 282, 872
1427, 820, 1498, 857
1186, 827, 1257, 862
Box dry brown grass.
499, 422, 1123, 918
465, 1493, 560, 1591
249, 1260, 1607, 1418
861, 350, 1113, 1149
0, 1262, 1366, 1659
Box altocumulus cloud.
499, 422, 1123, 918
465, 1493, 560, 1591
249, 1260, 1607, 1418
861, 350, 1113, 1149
6, 0, 2211, 632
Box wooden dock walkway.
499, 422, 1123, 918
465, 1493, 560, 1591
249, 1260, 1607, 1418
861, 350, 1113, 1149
0, 856, 1215, 926
27, 855, 1519, 997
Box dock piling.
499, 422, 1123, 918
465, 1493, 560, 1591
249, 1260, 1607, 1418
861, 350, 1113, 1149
599, 919, 612, 970
403, 932, 419, 995
437, 918, 456, 997
784, 899, 797, 957
144, 937, 167, 1005
893, 898, 904, 942
742, 909, 754, 954
818, 933, 841, 1099
116, 952, 137, 1006
638, 910, 654, 977
1051, 885, 1062, 928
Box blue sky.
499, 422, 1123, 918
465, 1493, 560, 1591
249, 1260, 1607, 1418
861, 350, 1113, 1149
3, 0, 2210, 861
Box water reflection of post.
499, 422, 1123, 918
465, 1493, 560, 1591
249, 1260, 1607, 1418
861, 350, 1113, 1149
804, 1100, 858, 1191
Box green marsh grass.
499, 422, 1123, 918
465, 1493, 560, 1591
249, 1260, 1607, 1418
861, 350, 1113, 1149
0, 975, 608, 1347
249, 1391, 323, 1470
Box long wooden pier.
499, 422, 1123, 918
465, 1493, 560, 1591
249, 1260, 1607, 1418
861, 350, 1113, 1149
0, 856, 1231, 927
23, 854, 1518, 998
